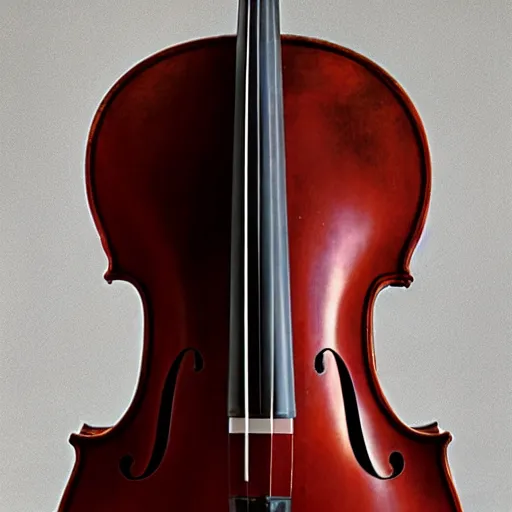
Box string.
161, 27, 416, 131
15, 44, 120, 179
243, 0, 251, 487
268, 1, 283, 495
267, 0, 276, 496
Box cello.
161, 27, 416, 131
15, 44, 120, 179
58, 1, 463, 510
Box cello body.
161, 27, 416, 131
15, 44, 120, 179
58, 33, 463, 512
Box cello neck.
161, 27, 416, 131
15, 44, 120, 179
228, 0, 296, 422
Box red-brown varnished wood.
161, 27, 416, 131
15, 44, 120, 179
58, 35, 463, 511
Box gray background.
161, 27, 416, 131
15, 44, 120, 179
1, 0, 511, 510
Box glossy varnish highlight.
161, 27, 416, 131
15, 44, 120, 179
58, 36, 463, 511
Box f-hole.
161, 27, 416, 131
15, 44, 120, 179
314, 348, 404, 479
120, 347, 204, 480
